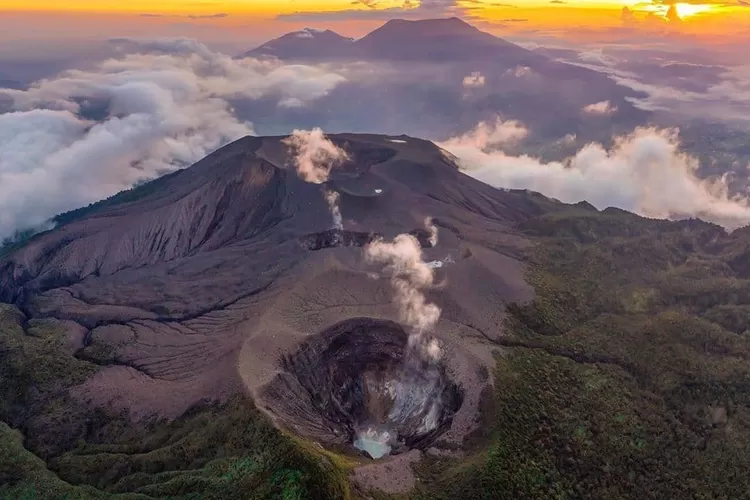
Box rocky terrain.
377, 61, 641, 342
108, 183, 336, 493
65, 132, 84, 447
4, 132, 750, 499
0, 133, 551, 498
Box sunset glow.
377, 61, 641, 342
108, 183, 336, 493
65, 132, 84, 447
674, 3, 714, 18
0, 0, 734, 18
0, 0, 747, 46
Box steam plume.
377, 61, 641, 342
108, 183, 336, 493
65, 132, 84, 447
325, 189, 343, 230
425, 217, 438, 247
283, 128, 350, 230
282, 128, 349, 184
365, 220, 441, 359
441, 121, 750, 230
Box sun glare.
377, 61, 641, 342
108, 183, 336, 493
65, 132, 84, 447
674, 3, 713, 18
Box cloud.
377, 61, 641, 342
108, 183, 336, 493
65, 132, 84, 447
583, 100, 618, 115
607, 65, 750, 124
462, 71, 486, 88
441, 117, 528, 149
577, 49, 616, 67
187, 13, 229, 20
0, 39, 345, 239
666, 4, 682, 22
139, 13, 229, 20
507, 65, 533, 77
276, 0, 463, 21
441, 122, 750, 230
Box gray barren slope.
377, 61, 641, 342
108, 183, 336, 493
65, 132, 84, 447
0, 133, 553, 453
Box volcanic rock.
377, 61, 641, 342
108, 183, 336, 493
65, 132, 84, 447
0, 132, 551, 455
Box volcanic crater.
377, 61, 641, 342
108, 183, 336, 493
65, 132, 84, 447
261, 318, 463, 459
0, 133, 537, 492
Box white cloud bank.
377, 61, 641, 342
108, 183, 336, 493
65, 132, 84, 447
0, 38, 345, 239
441, 119, 750, 230
440, 117, 528, 150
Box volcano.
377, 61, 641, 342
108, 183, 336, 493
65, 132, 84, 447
5, 131, 750, 499
0, 133, 558, 487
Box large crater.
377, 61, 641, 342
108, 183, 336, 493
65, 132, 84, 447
261, 318, 463, 459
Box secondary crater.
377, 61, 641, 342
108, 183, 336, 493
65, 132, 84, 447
261, 318, 463, 459
299, 228, 437, 251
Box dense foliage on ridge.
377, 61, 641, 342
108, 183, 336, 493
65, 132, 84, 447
0, 304, 352, 499
418, 205, 750, 499
5, 200, 750, 498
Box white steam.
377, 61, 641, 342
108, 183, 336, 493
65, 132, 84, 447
325, 189, 343, 230
425, 216, 438, 247
282, 128, 350, 230
364, 220, 442, 360
282, 128, 349, 184
441, 120, 750, 230
0, 38, 345, 240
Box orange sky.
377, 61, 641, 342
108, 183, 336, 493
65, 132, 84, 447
0, 0, 747, 47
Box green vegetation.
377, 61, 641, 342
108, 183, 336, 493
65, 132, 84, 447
419, 206, 750, 499
7, 203, 750, 499
50, 397, 352, 500
0, 228, 47, 258
0, 304, 352, 500
1, 422, 107, 500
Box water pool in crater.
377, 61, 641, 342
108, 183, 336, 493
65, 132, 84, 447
261, 318, 464, 458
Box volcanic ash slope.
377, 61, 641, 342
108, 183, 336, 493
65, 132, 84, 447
0, 133, 552, 453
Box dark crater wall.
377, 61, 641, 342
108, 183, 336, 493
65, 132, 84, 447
260, 318, 463, 456
298, 227, 437, 252
299, 230, 382, 251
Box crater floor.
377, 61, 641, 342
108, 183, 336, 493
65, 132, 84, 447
262, 318, 463, 458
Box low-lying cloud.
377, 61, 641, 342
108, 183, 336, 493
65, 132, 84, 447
462, 72, 486, 88
440, 118, 528, 150
0, 39, 345, 240
442, 119, 750, 230
583, 100, 618, 115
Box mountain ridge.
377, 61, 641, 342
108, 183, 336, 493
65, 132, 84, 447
245, 17, 543, 65
5, 132, 750, 498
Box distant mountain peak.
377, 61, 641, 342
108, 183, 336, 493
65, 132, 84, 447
367, 17, 482, 38
245, 16, 531, 63
293, 27, 352, 39
245, 27, 354, 59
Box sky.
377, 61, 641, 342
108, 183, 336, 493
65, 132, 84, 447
0, 0, 748, 54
